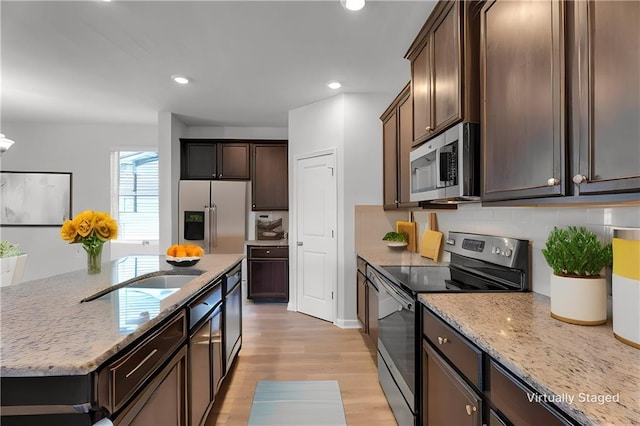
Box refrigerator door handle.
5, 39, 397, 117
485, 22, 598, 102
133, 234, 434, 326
211, 204, 218, 249
204, 206, 211, 254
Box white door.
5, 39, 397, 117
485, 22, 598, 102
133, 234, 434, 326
295, 152, 337, 322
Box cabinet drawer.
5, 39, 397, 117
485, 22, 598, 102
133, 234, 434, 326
249, 246, 288, 259
487, 359, 574, 426
423, 308, 482, 389
99, 311, 187, 413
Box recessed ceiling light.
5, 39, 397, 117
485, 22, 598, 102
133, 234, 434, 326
341, 0, 365, 12
327, 81, 342, 90
171, 75, 190, 85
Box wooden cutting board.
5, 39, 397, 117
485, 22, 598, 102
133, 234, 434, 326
420, 230, 443, 261
396, 221, 417, 252
420, 212, 442, 261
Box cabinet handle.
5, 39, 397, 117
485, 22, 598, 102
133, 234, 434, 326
546, 177, 560, 186
465, 404, 477, 416
437, 336, 448, 345
572, 174, 587, 184
125, 348, 158, 378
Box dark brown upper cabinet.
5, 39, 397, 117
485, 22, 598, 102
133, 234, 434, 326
181, 140, 218, 180
251, 143, 288, 211
406, 1, 482, 147
568, 0, 640, 196
381, 83, 418, 209
480, 0, 566, 202
180, 139, 250, 180
480, 0, 639, 204
218, 143, 250, 180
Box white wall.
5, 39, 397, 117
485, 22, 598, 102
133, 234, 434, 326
288, 93, 390, 327
0, 122, 157, 281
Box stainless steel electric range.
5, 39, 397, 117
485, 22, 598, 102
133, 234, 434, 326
367, 231, 531, 426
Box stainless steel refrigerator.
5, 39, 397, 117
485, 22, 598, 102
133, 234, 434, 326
178, 180, 247, 254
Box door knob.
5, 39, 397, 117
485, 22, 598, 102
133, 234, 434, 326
573, 174, 587, 184
547, 177, 560, 186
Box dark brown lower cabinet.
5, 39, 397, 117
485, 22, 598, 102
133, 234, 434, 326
422, 340, 482, 426
356, 268, 367, 332
486, 359, 574, 426
247, 246, 289, 302
188, 305, 223, 426
114, 346, 188, 426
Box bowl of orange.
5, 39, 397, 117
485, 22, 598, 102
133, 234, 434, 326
165, 244, 205, 267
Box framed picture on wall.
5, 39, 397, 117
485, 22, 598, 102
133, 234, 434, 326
0, 171, 72, 226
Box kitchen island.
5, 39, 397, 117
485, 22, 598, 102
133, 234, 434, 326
0, 253, 244, 425
419, 292, 640, 426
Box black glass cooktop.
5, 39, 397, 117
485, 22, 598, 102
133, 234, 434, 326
380, 266, 451, 294
380, 265, 518, 296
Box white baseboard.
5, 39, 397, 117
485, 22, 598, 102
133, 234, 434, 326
335, 318, 362, 329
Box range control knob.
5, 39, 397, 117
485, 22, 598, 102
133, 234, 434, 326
492, 247, 501, 254
504, 249, 513, 257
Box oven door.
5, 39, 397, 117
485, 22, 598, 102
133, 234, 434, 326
368, 268, 416, 425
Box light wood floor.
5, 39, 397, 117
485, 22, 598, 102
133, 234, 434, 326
204, 299, 396, 426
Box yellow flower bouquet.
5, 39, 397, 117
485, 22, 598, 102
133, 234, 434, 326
60, 210, 118, 274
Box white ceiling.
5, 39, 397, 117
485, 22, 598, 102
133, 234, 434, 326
1, 0, 435, 128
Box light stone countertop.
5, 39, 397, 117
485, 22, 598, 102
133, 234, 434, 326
0, 253, 244, 377
245, 239, 289, 247
419, 292, 640, 426
357, 246, 448, 267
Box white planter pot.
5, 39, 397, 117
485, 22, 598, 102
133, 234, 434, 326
550, 274, 607, 325
0, 254, 28, 287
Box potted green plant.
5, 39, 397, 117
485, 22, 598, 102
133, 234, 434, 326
0, 241, 28, 286
542, 226, 612, 325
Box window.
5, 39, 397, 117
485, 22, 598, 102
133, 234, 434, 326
111, 151, 159, 242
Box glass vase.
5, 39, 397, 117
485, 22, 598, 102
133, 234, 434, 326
85, 243, 104, 275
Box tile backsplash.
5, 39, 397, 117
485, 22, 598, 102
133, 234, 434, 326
354, 203, 639, 296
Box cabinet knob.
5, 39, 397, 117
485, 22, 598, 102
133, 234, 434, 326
572, 174, 587, 184
213, 174, 217, 178
426, 126, 432, 132
437, 336, 448, 345
252, 204, 256, 208
546, 177, 560, 186
266, 250, 270, 254
219, 173, 223, 178
394, 200, 398, 204
465, 404, 477, 416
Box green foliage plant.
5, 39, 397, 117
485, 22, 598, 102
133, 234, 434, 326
541, 226, 612, 277
382, 231, 408, 243
0, 241, 25, 258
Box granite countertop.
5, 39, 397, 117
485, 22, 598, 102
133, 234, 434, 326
419, 292, 640, 426
0, 253, 244, 377
245, 239, 289, 247
357, 246, 448, 267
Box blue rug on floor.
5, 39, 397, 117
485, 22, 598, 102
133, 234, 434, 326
248, 380, 347, 426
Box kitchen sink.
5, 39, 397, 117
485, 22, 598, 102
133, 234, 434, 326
81, 272, 201, 303
127, 274, 196, 289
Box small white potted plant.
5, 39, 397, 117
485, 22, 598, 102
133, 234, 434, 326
0, 241, 28, 286
542, 226, 612, 325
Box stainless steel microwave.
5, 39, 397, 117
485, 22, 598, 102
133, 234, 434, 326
409, 122, 480, 203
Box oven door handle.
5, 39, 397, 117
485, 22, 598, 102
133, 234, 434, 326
375, 274, 414, 311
